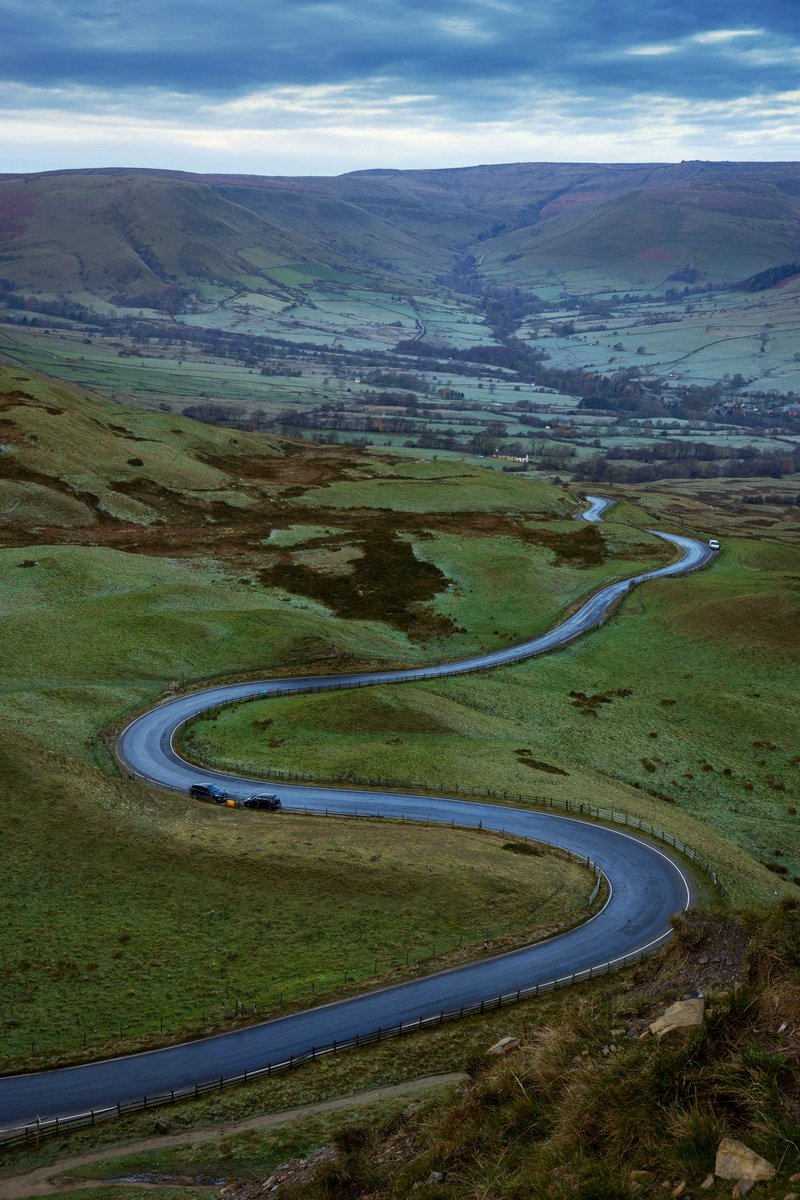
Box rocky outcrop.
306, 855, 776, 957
648, 997, 705, 1039
220, 1145, 339, 1198
714, 1138, 776, 1183
487, 1036, 520, 1056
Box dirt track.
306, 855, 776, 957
0, 1073, 466, 1199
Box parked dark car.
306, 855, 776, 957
243, 792, 282, 811
189, 782, 228, 804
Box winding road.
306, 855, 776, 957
0, 498, 715, 1133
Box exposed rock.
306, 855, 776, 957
631, 1170, 653, 1180
649, 997, 705, 1039
487, 1036, 520, 1056
671, 1181, 687, 1197
734, 1181, 755, 1197
700, 1175, 715, 1190
715, 1139, 776, 1183
625, 1025, 645, 1042
426, 1172, 445, 1184
221, 1145, 339, 1198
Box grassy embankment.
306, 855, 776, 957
1, 361, 626, 1066
277, 903, 800, 1200
188, 494, 800, 899
2, 734, 594, 1067
3, 905, 797, 1200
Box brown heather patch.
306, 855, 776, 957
0, 390, 36, 412
569, 687, 633, 715
515, 747, 569, 776
525, 522, 607, 566
109, 475, 232, 521
0, 416, 25, 443
198, 445, 368, 489
262, 529, 457, 638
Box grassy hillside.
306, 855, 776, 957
0, 354, 796, 1075
3, 162, 800, 309
1, 731, 593, 1065
188, 491, 800, 897
274, 904, 800, 1200
482, 174, 800, 291
0, 171, 441, 307
0, 358, 608, 1064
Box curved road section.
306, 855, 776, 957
0, 499, 714, 1130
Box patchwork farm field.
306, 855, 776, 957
524, 277, 800, 391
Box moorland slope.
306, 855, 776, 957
2, 161, 800, 305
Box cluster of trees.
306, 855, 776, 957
574, 443, 800, 483
362, 369, 428, 392
0, 281, 92, 323
394, 336, 547, 375
739, 491, 800, 506
739, 262, 800, 292
107, 284, 192, 314
181, 402, 247, 426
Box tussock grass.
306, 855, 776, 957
283, 904, 800, 1200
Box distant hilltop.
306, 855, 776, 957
1, 160, 800, 305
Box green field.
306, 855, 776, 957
186, 527, 800, 898
521, 277, 800, 391
0, 356, 797, 1092
1, 734, 591, 1063
0, 361, 608, 1065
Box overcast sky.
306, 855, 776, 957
2, 0, 799, 175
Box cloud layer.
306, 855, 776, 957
2, 0, 799, 173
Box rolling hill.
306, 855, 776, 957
2, 161, 800, 309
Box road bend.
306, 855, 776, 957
0, 497, 715, 1130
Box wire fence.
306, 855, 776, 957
139, 743, 721, 893
1, 534, 721, 1149
0, 929, 664, 1153
6, 816, 605, 1068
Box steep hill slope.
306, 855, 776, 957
0, 356, 284, 525
480, 165, 800, 290
2, 162, 800, 309
0, 170, 444, 307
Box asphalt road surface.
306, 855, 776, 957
0, 498, 715, 1131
